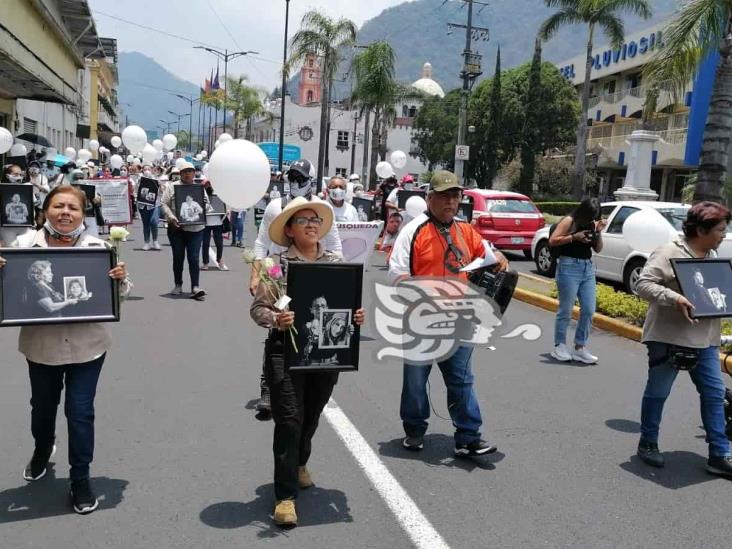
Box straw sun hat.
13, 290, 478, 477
268, 197, 333, 246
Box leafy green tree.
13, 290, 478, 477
225, 75, 267, 139
539, 0, 652, 199
288, 10, 357, 182
519, 37, 544, 196
174, 130, 189, 150
412, 90, 461, 169
483, 47, 503, 188
644, 0, 732, 203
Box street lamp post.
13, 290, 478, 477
173, 94, 200, 152
159, 119, 173, 134
194, 46, 258, 135
278, 0, 290, 172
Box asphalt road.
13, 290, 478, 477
1, 218, 731, 548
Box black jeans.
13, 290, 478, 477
168, 227, 203, 288
266, 341, 338, 500
27, 354, 105, 481
202, 225, 224, 264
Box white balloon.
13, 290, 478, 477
46, 147, 57, 159
0, 127, 13, 154
142, 143, 157, 164
207, 139, 270, 209
122, 125, 148, 152
126, 154, 134, 163
622, 209, 677, 253
166, 151, 174, 160
214, 140, 221, 149
10, 143, 27, 157
152, 139, 164, 151
77, 149, 92, 162
376, 161, 395, 179
111, 135, 122, 148
75, 159, 84, 168
133, 157, 142, 166
99, 146, 108, 154
88, 139, 100, 151
195, 154, 202, 161
201, 150, 208, 158
390, 150, 407, 169
64, 147, 76, 159
405, 195, 427, 219
156, 150, 164, 159
110, 154, 124, 169
175, 157, 188, 169
162, 134, 177, 150
218, 133, 233, 143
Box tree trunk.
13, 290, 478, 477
362, 110, 372, 189
233, 110, 240, 139
317, 72, 330, 184
369, 108, 381, 185
379, 119, 388, 161
694, 20, 732, 204
573, 24, 595, 200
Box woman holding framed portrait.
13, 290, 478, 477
635, 201, 732, 478
250, 197, 365, 528
0, 185, 131, 514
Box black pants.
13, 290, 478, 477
266, 358, 338, 500
202, 225, 224, 264
167, 227, 203, 288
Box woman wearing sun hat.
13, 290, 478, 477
250, 196, 365, 528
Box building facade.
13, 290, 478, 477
556, 22, 706, 202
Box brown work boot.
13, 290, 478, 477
298, 466, 314, 489
273, 499, 297, 527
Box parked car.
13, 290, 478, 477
465, 189, 545, 258
531, 201, 732, 294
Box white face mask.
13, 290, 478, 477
403, 182, 414, 191
29, 168, 40, 176
7, 174, 23, 183
329, 188, 346, 201
143, 170, 152, 177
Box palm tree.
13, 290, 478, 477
288, 10, 357, 182
539, 0, 652, 199
644, 0, 732, 203
225, 75, 267, 139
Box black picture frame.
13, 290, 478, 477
670, 258, 732, 318
0, 184, 34, 227
209, 194, 226, 217
285, 262, 363, 372
352, 196, 375, 222
0, 247, 120, 327
397, 189, 426, 210
136, 177, 159, 208
173, 184, 206, 226
73, 183, 97, 218
457, 201, 474, 223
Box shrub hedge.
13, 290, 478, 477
534, 202, 580, 216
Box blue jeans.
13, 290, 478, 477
168, 227, 204, 288
230, 211, 245, 243
400, 346, 483, 445
139, 206, 159, 243
554, 256, 596, 347
27, 354, 105, 481
641, 342, 730, 457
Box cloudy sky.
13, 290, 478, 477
89, 0, 407, 90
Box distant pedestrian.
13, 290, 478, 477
202, 181, 228, 270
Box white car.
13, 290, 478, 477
531, 201, 732, 294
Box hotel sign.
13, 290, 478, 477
559, 31, 664, 80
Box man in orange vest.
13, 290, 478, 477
388, 170, 509, 456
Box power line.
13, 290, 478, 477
205, 0, 242, 50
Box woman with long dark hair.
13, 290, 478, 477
548, 197, 606, 364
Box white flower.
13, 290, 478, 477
241, 248, 256, 264
109, 227, 130, 242
261, 257, 275, 270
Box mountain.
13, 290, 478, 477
118, 52, 201, 136
290, 0, 679, 101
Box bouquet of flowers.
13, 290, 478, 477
243, 248, 298, 352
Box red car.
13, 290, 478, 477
463, 189, 545, 258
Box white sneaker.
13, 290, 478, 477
152, 241, 161, 250
551, 343, 572, 362
571, 347, 598, 364
170, 285, 183, 295
142, 242, 151, 251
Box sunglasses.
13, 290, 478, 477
291, 216, 323, 227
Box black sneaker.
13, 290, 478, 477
706, 455, 732, 478
402, 436, 424, 451
637, 440, 665, 468
70, 478, 99, 515
455, 439, 497, 457
23, 444, 56, 481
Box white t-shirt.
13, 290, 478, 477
329, 200, 359, 222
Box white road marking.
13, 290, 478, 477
324, 399, 450, 549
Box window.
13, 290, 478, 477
625, 73, 641, 89
402, 105, 408, 117
336, 131, 349, 150
335, 168, 348, 177
23, 117, 37, 134
486, 199, 538, 213
409, 106, 417, 118
600, 205, 616, 221
308, 59, 314, 68
606, 206, 640, 234
603, 80, 616, 95
656, 207, 688, 231
306, 90, 314, 103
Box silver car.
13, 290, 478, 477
531, 201, 732, 294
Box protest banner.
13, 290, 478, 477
336, 221, 383, 268
95, 178, 132, 225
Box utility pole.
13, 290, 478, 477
350, 112, 358, 175
361, 110, 370, 188
278, 0, 290, 172
451, 0, 487, 184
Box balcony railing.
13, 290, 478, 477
587, 128, 688, 150
587, 81, 683, 110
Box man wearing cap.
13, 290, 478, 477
161, 161, 209, 300
388, 170, 509, 457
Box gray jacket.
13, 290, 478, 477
636, 237, 720, 348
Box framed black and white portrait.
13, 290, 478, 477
397, 189, 426, 210
457, 201, 474, 223
209, 194, 226, 217
352, 197, 375, 222
136, 177, 159, 208
0, 184, 34, 227
0, 247, 120, 327
173, 184, 206, 226
285, 262, 363, 372
73, 183, 96, 218
267, 180, 284, 202
671, 258, 732, 318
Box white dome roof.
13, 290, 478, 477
411, 62, 445, 98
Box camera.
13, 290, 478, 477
468, 269, 518, 315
